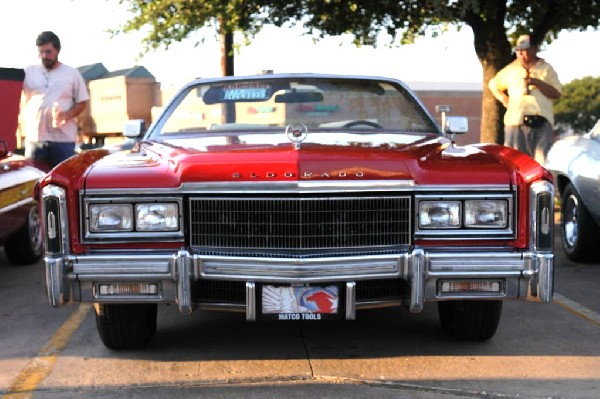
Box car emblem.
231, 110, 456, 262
285, 123, 308, 149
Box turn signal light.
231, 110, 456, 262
440, 280, 501, 294
97, 282, 159, 296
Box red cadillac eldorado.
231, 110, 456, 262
40, 74, 554, 349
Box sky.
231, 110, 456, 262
3, 0, 599, 89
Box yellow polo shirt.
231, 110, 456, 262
488, 59, 561, 126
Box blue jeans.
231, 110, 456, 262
26, 141, 75, 171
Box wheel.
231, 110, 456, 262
561, 183, 600, 262
95, 303, 157, 349
4, 203, 43, 265
438, 300, 502, 341
341, 120, 383, 129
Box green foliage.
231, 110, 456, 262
554, 76, 600, 133
115, 0, 600, 143
114, 0, 271, 52
116, 1, 600, 64
265, 1, 600, 49
264, 0, 600, 144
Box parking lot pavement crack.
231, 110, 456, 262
1, 374, 580, 398
298, 324, 316, 379
312, 376, 575, 398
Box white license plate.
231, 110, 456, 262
262, 285, 339, 315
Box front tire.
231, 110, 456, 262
4, 204, 43, 265
95, 303, 157, 350
561, 183, 600, 262
438, 300, 502, 341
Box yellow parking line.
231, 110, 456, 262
553, 292, 600, 327
3, 304, 92, 399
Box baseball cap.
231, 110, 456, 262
513, 34, 532, 51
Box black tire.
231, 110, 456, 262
95, 303, 157, 350
438, 300, 502, 341
4, 203, 43, 265
561, 183, 600, 262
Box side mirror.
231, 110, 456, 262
445, 116, 468, 134
123, 119, 146, 138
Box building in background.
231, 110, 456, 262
77, 63, 161, 147
13, 66, 484, 149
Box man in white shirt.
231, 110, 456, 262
21, 31, 89, 171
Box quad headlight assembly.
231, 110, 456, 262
84, 197, 183, 242
416, 193, 514, 239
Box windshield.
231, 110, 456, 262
148, 76, 439, 139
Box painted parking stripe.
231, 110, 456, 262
2, 304, 92, 399
553, 292, 600, 327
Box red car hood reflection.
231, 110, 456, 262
83, 137, 512, 189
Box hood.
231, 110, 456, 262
82, 132, 513, 189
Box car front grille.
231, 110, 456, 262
189, 196, 411, 253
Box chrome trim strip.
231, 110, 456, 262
42, 184, 70, 255
72, 254, 173, 275
529, 180, 554, 251
525, 252, 554, 303
0, 197, 34, 215
356, 300, 404, 310
199, 303, 246, 313
45, 257, 69, 307
81, 182, 513, 196
246, 282, 256, 321
42, 185, 71, 307
196, 254, 403, 282
346, 282, 356, 320
409, 249, 425, 313
175, 250, 192, 314
428, 252, 525, 272
414, 184, 511, 192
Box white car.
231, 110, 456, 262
546, 119, 600, 262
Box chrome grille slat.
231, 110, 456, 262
189, 196, 411, 251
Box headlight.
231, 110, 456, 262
136, 203, 179, 231
464, 200, 507, 228
89, 204, 133, 232
419, 201, 460, 228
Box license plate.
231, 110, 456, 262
261, 285, 339, 320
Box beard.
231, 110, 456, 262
42, 57, 57, 70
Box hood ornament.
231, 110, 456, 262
286, 123, 308, 149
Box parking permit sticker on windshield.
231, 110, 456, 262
223, 83, 271, 101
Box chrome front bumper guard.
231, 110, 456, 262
45, 247, 553, 318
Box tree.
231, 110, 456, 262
265, 0, 600, 144
554, 76, 600, 134
114, 0, 275, 76
115, 0, 599, 144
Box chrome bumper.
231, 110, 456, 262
45, 247, 553, 317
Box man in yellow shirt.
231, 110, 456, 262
488, 34, 561, 164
